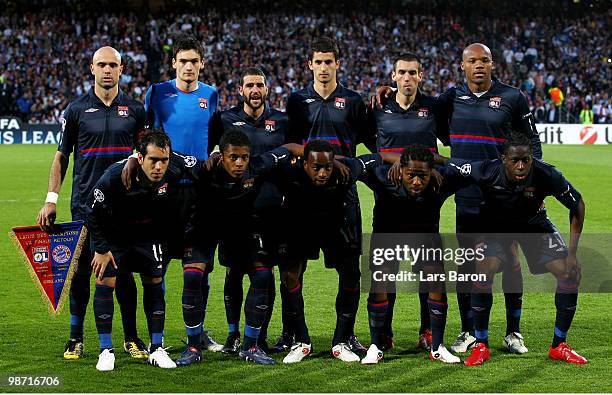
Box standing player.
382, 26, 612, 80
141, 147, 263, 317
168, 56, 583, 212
376, 43, 542, 354
208, 67, 289, 354
439, 43, 542, 354
441, 133, 587, 366
283, 37, 375, 355
87, 131, 178, 371
143, 35, 222, 359
37, 46, 148, 360
367, 52, 449, 351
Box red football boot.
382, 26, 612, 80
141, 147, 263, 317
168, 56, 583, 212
417, 329, 433, 351
464, 342, 491, 366
548, 342, 588, 364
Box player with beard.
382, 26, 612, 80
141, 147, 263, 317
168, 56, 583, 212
208, 68, 289, 354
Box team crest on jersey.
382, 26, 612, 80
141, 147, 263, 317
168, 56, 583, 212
489, 97, 502, 109
523, 186, 536, 198
334, 97, 346, 110
418, 108, 429, 118
117, 106, 129, 117
199, 98, 208, 109
242, 178, 255, 190
158, 182, 168, 196
265, 120, 276, 132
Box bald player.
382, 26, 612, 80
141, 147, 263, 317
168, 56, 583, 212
437, 43, 542, 354
37, 46, 148, 360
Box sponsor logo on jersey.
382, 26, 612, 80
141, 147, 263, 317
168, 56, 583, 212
52, 245, 71, 264
158, 182, 168, 196
165, 93, 179, 97
523, 186, 536, 198
304, 98, 316, 104
458, 95, 471, 100
117, 106, 129, 117
265, 120, 276, 132
418, 108, 429, 118
85, 108, 99, 113
384, 109, 393, 113
182, 155, 197, 167
489, 96, 502, 109
334, 97, 346, 109
33, 246, 50, 264
232, 121, 246, 126
199, 98, 208, 109
242, 178, 255, 190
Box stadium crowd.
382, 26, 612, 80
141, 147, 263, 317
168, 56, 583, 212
0, 2, 610, 124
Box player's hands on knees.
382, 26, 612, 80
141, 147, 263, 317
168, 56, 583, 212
387, 161, 402, 187
204, 152, 221, 171
37, 203, 57, 233
371, 86, 393, 109
565, 253, 581, 285
91, 251, 117, 281
121, 157, 139, 190
333, 159, 350, 184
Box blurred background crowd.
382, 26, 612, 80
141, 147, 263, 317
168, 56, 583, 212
0, 0, 609, 124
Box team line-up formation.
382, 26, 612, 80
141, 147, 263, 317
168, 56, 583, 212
35, 36, 587, 371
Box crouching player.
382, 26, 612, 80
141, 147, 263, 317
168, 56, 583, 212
360, 145, 465, 364
443, 133, 587, 366
87, 130, 192, 371
276, 140, 398, 364
181, 130, 303, 365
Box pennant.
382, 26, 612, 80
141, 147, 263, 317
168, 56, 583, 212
10, 221, 87, 315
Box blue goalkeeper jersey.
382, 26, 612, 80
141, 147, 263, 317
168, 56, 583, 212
145, 80, 218, 160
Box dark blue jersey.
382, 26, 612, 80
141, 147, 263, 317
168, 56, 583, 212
445, 158, 582, 230
437, 80, 542, 206
193, 147, 291, 237
209, 105, 288, 156
367, 91, 449, 153
361, 163, 466, 233
277, 154, 381, 228
58, 88, 146, 221
286, 83, 375, 157
86, 152, 199, 254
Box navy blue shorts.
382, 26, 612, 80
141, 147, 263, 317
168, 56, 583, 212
102, 242, 168, 278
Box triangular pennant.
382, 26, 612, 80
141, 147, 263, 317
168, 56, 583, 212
9, 221, 87, 315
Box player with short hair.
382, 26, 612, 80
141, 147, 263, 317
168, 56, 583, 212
282, 36, 375, 356
86, 130, 181, 371
375, 43, 543, 354
181, 129, 303, 365
140, 35, 222, 360
366, 52, 450, 352
358, 144, 463, 364
439, 43, 543, 354
276, 140, 398, 363
441, 133, 586, 366
37, 46, 148, 360
208, 67, 289, 354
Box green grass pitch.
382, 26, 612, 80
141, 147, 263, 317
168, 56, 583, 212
0, 144, 611, 392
